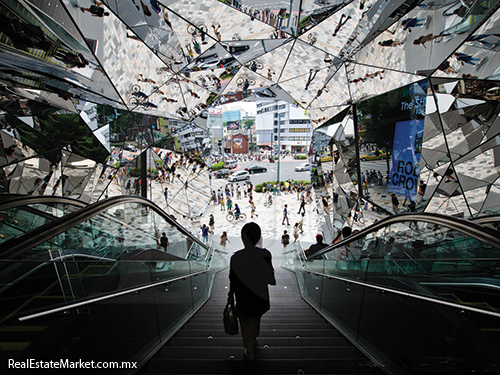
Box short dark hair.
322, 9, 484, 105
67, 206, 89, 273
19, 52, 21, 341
241, 222, 261, 246
342, 226, 352, 237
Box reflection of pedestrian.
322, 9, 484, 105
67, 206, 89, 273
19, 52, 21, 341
365, 70, 385, 79
378, 39, 404, 47
391, 193, 400, 214
401, 17, 427, 32
444, 167, 456, 182
305, 69, 319, 90
413, 34, 438, 49
333, 14, 351, 37
418, 180, 426, 196
163, 9, 172, 28
157, 232, 169, 252
454, 52, 483, 67
229, 223, 275, 360
212, 24, 222, 41
79, 2, 110, 17
437, 60, 457, 74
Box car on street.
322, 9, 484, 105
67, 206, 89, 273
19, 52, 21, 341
123, 144, 137, 152
245, 165, 267, 174
214, 169, 230, 178
228, 170, 250, 182
225, 160, 238, 169
220, 42, 250, 55
360, 150, 389, 161
294, 163, 310, 171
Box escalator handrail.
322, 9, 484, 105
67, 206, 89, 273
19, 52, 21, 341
283, 236, 500, 319
299, 267, 500, 319
0, 195, 88, 211
471, 214, 500, 226
1, 196, 209, 259
18, 242, 230, 322
306, 211, 500, 260
18, 269, 209, 322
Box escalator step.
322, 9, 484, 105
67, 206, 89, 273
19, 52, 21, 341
175, 329, 343, 338
167, 336, 351, 348
141, 358, 380, 374
157, 346, 363, 360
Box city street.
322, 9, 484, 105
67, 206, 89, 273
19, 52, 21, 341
211, 157, 312, 187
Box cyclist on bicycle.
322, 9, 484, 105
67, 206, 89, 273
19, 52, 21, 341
250, 61, 258, 72
132, 91, 148, 100
243, 79, 251, 91
234, 203, 241, 220
265, 190, 272, 205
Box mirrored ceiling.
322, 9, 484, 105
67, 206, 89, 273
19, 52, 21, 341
0, 0, 498, 124
2, 0, 500, 217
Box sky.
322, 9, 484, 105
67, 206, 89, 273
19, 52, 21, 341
217, 101, 257, 115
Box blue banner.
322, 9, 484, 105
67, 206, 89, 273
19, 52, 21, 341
388, 119, 424, 201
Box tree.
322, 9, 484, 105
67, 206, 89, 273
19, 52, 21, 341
356, 91, 404, 174
243, 119, 255, 129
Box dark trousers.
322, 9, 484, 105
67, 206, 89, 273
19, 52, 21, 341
237, 313, 261, 353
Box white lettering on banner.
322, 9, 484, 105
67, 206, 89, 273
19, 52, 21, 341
400, 96, 426, 115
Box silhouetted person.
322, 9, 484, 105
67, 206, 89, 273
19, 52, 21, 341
157, 232, 169, 252
228, 222, 276, 360
305, 234, 328, 259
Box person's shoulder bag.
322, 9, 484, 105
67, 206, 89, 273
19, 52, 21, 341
223, 293, 238, 335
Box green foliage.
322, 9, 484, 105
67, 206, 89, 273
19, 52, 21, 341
130, 168, 141, 177
254, 180, 311, 193
211, 162, 225, 171
357, 92, 401, 153
295, 154, 307, 159
244, 119, 255, 129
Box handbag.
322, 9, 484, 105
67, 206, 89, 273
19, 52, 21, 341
223, 302, 238, 335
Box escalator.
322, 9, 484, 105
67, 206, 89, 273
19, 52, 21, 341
0, 196, 229, 373
2, 202, 500, 374
282, 212, 500, 374
0, 195, 88, 245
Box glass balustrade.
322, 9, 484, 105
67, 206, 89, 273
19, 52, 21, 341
0, 239, 229, 373
284, 217, 500, 374
0, 200, 86, 244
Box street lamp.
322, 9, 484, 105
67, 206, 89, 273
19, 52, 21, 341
276, 112, 284, 188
